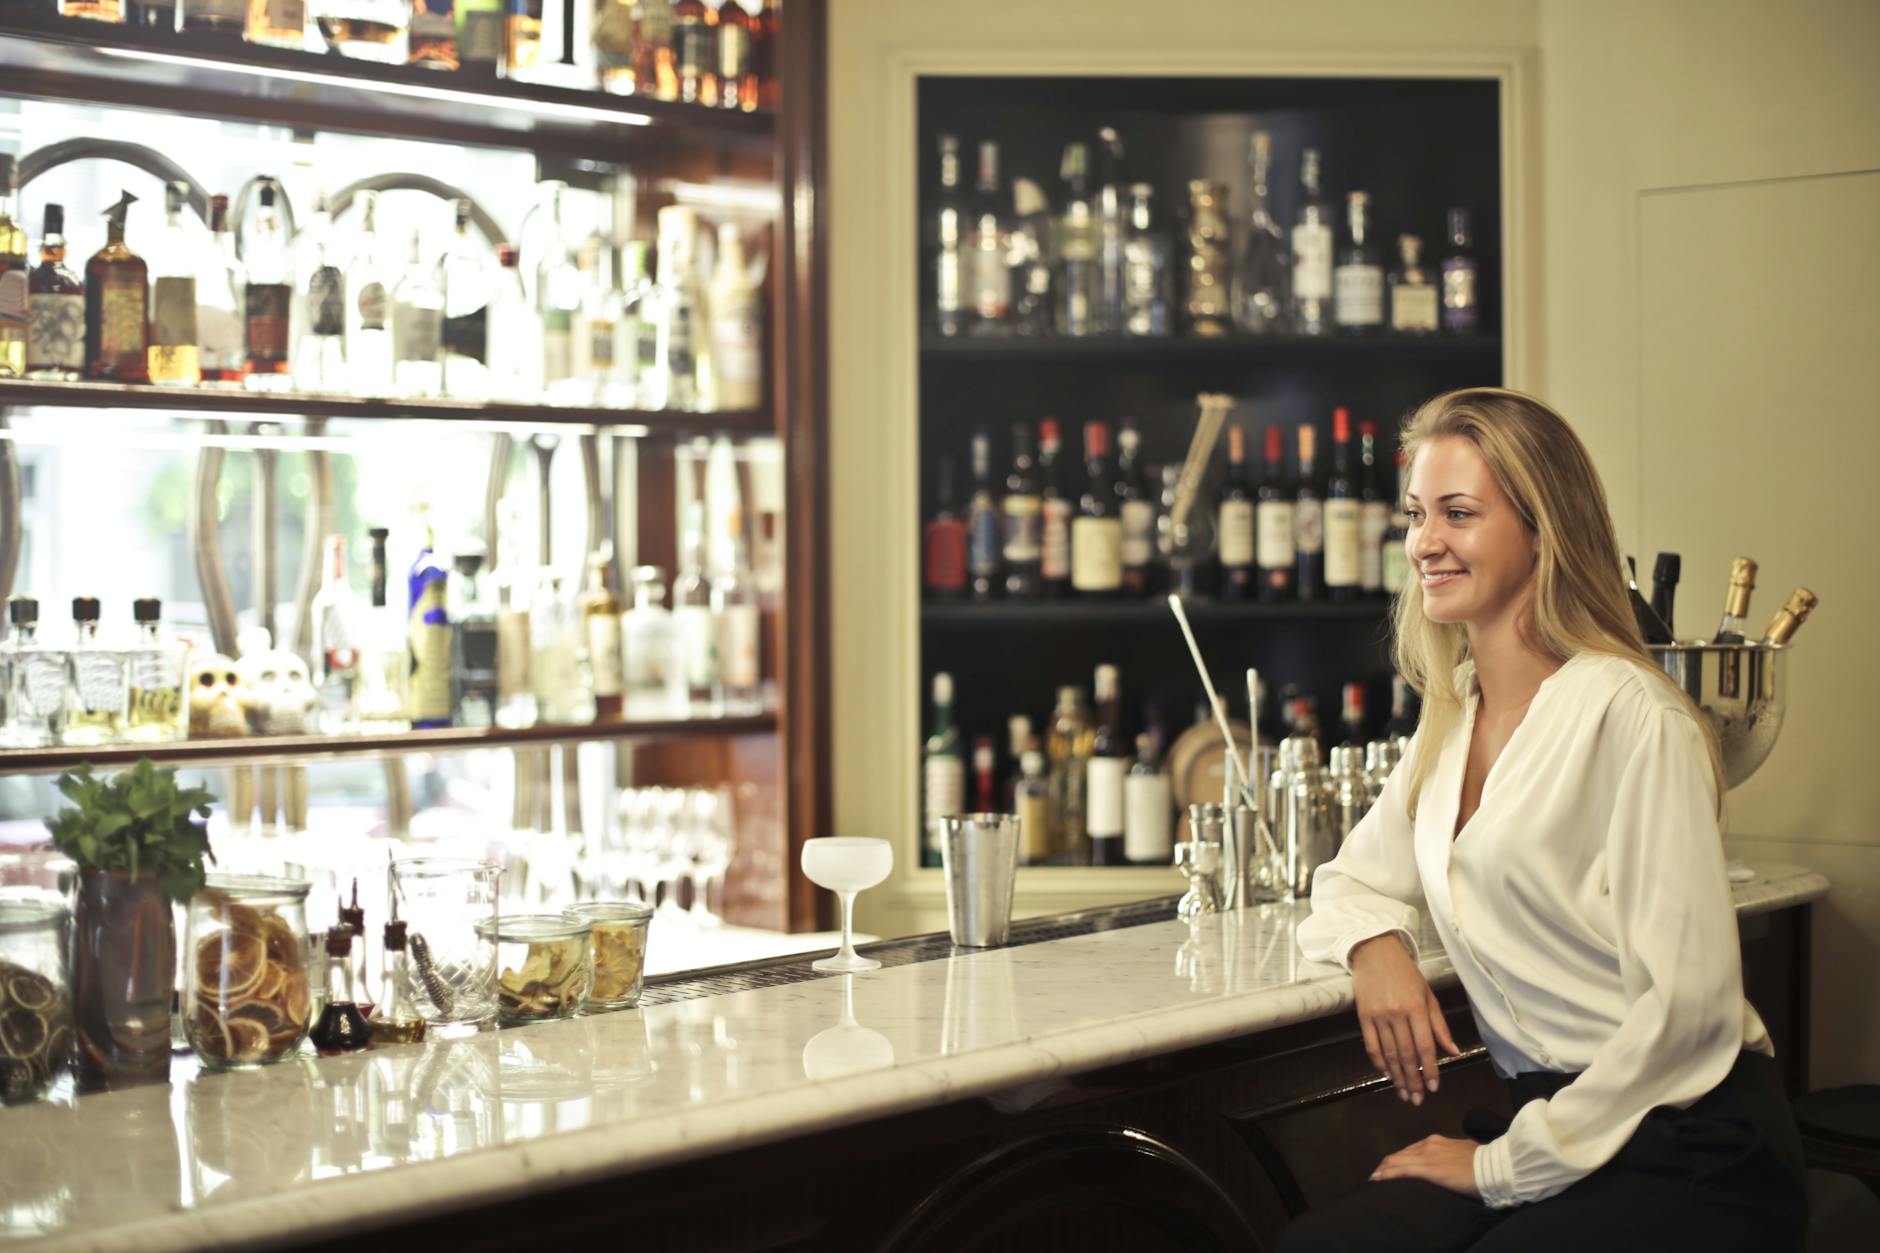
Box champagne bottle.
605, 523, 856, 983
1650, 552, 1680, 640
1626, 556, 1673, 645
1759, 587, 1817, 645
1711, 557, 1758, 644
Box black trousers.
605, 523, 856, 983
1275, 1051, 1807, 1253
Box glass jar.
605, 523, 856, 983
184, 874, 313, 1070
565, 901, 652, 1011
474, 914, 593, 1025
390, 857, 502, 1037
0, 898, 73, 1104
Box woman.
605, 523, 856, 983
1280, 389, 1806, 1252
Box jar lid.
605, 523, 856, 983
564, 901, 653, 926
199, 873, 312, 902
0, 897, 69, 933
391, 857, 503, 881
474, 913, 593, 943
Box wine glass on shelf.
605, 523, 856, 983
800, 837, 893, 974
684, 789, 734, 929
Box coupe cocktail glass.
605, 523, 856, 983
800, 837, 892, 974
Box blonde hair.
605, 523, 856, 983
1391, 387, 1725, 816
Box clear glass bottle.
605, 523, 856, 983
531, 571, 595, 725
1, 598, 64, 747
345, 191, 393, 397
580, 546, 626, 722
392, 229, 443, 398
1054, 142, 1099, 338
931, 133, 966, 338
1, 156, 32, 379
712, 508, 761, 714
25, 202, 85, 382
242, 181, 293, 392
1093, 127, 1127, 337
310, 534, 365, 733
576, 237, 617, 406
450, 549, 498, 729
61, 597, 127, 747
538, 186, 586, 403
1290, 148, 1335, 337
1015, 749, 1052, 866
707, 222, 762, 411
492, 498, 536, 729
85, 191, 149, 382
1388, 234, 1440, 336
1441, 207, 1480, 335
1183, 180, 1231, 336
408, 0, 459, 67
921, 671, 963, 868
648, 204, 701, 410
366, 920, 426, 1047
124, 598, 186, 744
316, 0, 408, 62
623, 565, 675, 718
1332, 190, 1384, 335
355, 526, 412, 732
246, 0, 308, 50
673, 503, 718, 715
672, 0, 716, 105
967, 141, 1011, 334
406, 508, 453, 730
486, 243, 541, 403
1046, 685, 1093, 864
1119, 183, 1170, 337
294, 193, 348, 394
1233, 130, 1289, 334
614, 239, 652, 406
309, 928, 371, 1056
197, 194, 244, 387
437, 200, 489, 400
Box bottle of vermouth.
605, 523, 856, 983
1711, 557, 1758, 644
922, 672, 964, 869
85, 191, 150, 382
1759, 587, 1817, 645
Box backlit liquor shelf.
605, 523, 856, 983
919, 332, 1504, 365
0, 711, 778, 773
922, 600, 1389, 629
0, 378, 772, 437
0, 9, 773, 162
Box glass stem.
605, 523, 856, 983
839, 890, 857, 958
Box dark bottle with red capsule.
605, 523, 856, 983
1217, 424, 1256, 600
1071, 420, 1123, 599
1038, 418, 1074, 599
1255, 423, 1295, 602
310, 927, 372, 1057
971, 735, 998, 812
923, 455, 968, 600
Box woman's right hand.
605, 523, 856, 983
1350, 933, 1461, 1105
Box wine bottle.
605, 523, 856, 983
922, 456, 967, 600
1072, 420, 1123, 598
1217, 424, 1256, 600
971, 735, 998, 813
1293, 424, 1324, 600
1650, 552, 1680, 640
1324, 407, 1361, 600
922, 672, 964, 868
967, 429, 1001, 602
1711, 557, 1758, 644
1001, 422, 1043, 599
1085, 664, 1127, 867
1760, 587, 1817, 645
1256, 423, 1295, 602
1039, 418, 1073, 599
1626, 556, 1673, 645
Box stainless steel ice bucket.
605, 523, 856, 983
1647, 643, 1788, 790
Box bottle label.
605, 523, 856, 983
1324, 499, 1361, 588
709, 299, 762, 385
99, 274, 147, 366
309, 266, 345, 337
198, 304, 242, 374
27, 292, 84, 370
461, 10, 503, 63
496, 608, 531, 699
1070, 516, 1123, 592
1085, 756, 1126, 838
1041, 497, 1073, 580
1292, 224, 1333, 299
1442, 260, 1477, 317
586, 613, 624, 698
443, 305, 488, 363
1256, 499, 1296, 568
1334, 265, 1384, 326
1218, 499, 1255, 567
924, 518, 967, 592
0, 270, 25, 330
589, 317, 616, 370
356, 281, 389, 332
1294, 498, 1324, 554
719, 603, 760, 688
1121, 499, 1156, 567
936, 249, 962, 317
1359, 502, 1390, 591
245, 283, 293, 363
145, 275, 197, 349
1391, 284, 1440, 333
718, 21, 751, 80
971, 239, 1010, 320
676, 604, 718, 688
967, 502, 1001, 578
924, 755, 965, 849
408, 622, 453, 723
1123, 772, 1173, 863
1002, 493, 1042, 564
394, 302, 442, 363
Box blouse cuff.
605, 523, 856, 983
1473, 1138, 1519, 1210
1340, 927, 1419, 971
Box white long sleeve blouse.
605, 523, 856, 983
1296, 652, 1771, 1210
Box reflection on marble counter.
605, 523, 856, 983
0, 863, 1828, 1252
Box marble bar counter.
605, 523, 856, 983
0, 863, 1827, 1253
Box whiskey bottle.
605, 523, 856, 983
672, 0, 717, 106
366, 920, 426, 1048
25, 204, 85, 381
922, 672, 964, 869
1, 599, 64, 747
1711, 557, 1757, 644
717, 0, 759, 111
1086, 664, 1127, 866
1332, 191, 1384, 335
1072, 420, 1123, 598
1357, 421, 1390, 596
1388, 235, 1440, 335
1118, 419, 1157, 597
316, 0, 409, 63
580, 545, 626, 723
247, 0, 308, 50
198, 195, 244, 387
85, 192, 150, 383
1217, 423, 1256, 600
392, 229, 443, 397
712, 508, 762, 712
438, 200, 490, 400
1324, 408, 1361, 600
125, 599, 186, 743
147, 182, 201, 387
1232, 130, 1289, 334
406, 509, 453, 730
456, 0, 503, 78
1290, 148, 1335, 337
294, 193, 347, 394
1441, 208, 1480, 335
62, 597, 129, 747
1293, 425, 1324, 600
242, 182, 293, 391
0, 156, 25, 379
1760, 587, 1817, 645
1256, 423, 1296, 602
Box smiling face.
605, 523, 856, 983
1404, 435, 1539, 630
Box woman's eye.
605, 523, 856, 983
1404, 509, 1422, 522
1448, 509, 1472, 522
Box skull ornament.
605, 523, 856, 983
187, 654, 248, 739
238, 648, 318, 736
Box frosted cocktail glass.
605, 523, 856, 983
800, 837, 892, 974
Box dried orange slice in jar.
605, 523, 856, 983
197, 929, 267, 1005
261, 913, 301, 970
277, 969, 311, 1028
187, 1004, 234, 1064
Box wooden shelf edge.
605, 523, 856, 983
921, 600, 1392, 627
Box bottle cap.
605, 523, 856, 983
71, 597, 101, 623
497, 243, 519, 268
1333, 407, 1351, 442
133, 598, 162, 623
0, 154, 15, 194
258, 182, 276, 207
325, 927, 353, 957
8, 596, 37, 626
1265, 423, 1283, 462
383, 919, 408, 952
931, 672, 953, 704
1653, 552, 1681, 583
368, 526, 390, 543
1038, 417, 1060, 446
42, 204, 64, 236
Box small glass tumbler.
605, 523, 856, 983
565, 901, 652, 1011
475, 914, 593, 1026
184, 874, 313, 1071
0, 898, 73, 1104
390, 858, 503, 1038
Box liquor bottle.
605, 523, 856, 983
640, 0, 676, 98
707, 222, 762, 411
713, 508, 762, 712
1388, 235, 1440, 335
409, 0, 459, 67
1183, 181, 1232, 336
128, 0, 177, 28
62, 597, 128, 747
1120, 183, 1171, 337
310, 534, 363, 733
1001, 421, 1042, 599
716, 0, 758, 110
1357, 421, 1389, 597
672, 0, 716, 105
755, 0, 778, 111
532, 570, 594, 724
1093, 126, 1128, 336
580, 546, 626, 722
594, 0, 640, 92
1711, 557, 1757, 644
25, 203, 85, 382
184, 0, 246, 34
242, 182, 293, 391
406, 510, 453, 730
310, 928, 372, 1056
366, 920, 426, 1048
338, 881, 369, 1015
492, 498, 536, 728
674, 502, 718, 714
1117, 419, 1157, 597
1290, 148, 1335, 337
1038, 418, 1073, 598
1294, 424, 1324, 600
1054, 142, 1099, 338
1004, 713, 1032, 810
1123, 731, 1172, 866
1625, 557, 1673, 645
1256, 423, 1295, 602
317, 0, 409, 61
1381, 451, 1412, 597
1, 599, 63, 747
1324, 408, 1361, 600
1046, 685, 1093, 862
1086, 664, 1127, 867
1233, 130, 1289, 333
1760, 588, 1817, 645
623, 566, 676, 717
968, 141, 1011, 334
923, 455, 967, 600
120, 599, 185, 744
247, 0, 308, 49
931, 134, 966, 338
0, 156, 24, 379
1332, 191, 1383, 335
504, 0, 544, 75
1339, 682, 1366, 745
438, 200, 490, 400
1217, 424, 1256, 600
85, 191, 149, 383
60, 0, 123, 20
1441, 208, 1479, 335
1015, 749, 1052, 866
198, 195, 244, 387
965, 429, 1001, 602
293, 193, 347, 394
450, 549, 498, 727
344, 191, 392, 397
1650, 552, 1680, 639
485, 243, 539, 402
392, 229, 443, 397
922, 671, 964, 869
614, 239, 652, 405
456, 0, 503, 77
146, 182, 201, 387
1072, 420, 1123, 598
969, 735, 997, 813
647, 204, 701, 410
356, 527, 411, 732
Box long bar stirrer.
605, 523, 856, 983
1167, 593, 1256, 812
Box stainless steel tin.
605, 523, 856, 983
938, 813, 1021, 948
1647, 643, 1788, 789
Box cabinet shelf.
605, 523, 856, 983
0, 378, 771, 437
920, 333, 1502, 367
0, 712, 778, 774
922, 600, 1390, 629
0, 10, 772, 161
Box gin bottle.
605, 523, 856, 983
673, 503, 718, 715
1232, 131, 1289, 333
197, 195, 245, 387
1289, 148, 1334, 337
1332, 191, 1384, 335
346, 191, 393, 397
1120, 183, 1170, 337
531, 571, 595, 725
62, 597, 128, 747
712, 508, 761, 713
295, 193, 349, 394
1, 598, 64, 747
623, 565, 676, 718
538, 185, 585, 402
437, 200, 490, 400
124, 598, 185, 743
487, 243, 541, 403
392, 230, 443, 398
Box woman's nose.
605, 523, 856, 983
1412, 523, 1445, 563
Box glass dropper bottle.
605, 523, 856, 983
367, 918, 427, 1048
310, 927, 372, 1056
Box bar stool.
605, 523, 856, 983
1792, 1085, 1880, 1201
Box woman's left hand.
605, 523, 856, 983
1370, 1135, 1481, 1197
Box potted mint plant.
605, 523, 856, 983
47, 760, 215, 1091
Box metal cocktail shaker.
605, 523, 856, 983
1278, 736, 1338, 899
